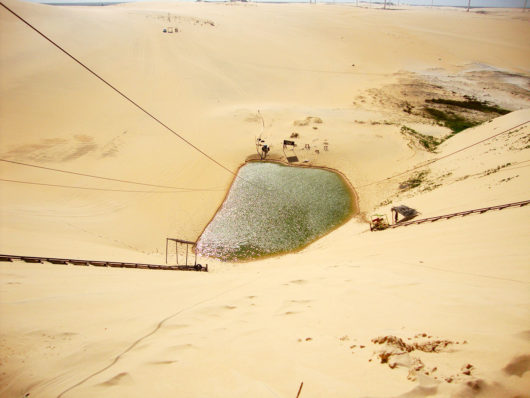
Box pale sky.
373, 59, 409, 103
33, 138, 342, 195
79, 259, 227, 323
24, 0, 528, 7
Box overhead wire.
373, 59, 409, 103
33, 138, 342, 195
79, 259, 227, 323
358, 120, 529, 188
0, 2, 240, 181
0, 158, 222, 191
0, 178, 223, 193
1, 2, 528, 200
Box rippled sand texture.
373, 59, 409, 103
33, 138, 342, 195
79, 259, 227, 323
197, 162, 354, 260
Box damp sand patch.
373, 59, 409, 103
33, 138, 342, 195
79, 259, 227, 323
196, 162, 356, 261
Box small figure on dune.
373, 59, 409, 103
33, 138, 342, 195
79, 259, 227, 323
256, 138, 270, 160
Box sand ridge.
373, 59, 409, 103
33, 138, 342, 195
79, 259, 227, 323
0, 0, 529, 397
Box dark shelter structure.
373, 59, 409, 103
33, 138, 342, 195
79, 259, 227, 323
391, 205, 419, 223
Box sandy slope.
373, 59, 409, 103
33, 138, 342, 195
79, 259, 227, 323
0, 1, 529, 397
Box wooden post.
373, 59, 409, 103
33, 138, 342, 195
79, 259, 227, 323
296, 382, 304, 398
185, 243, 189, 266
165, 238, 169, 264
467, 0, 471, 12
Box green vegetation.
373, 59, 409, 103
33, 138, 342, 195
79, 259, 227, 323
294, 116, 323, 126
422, 96, 510, 134
400, 126, 442, 152
370, 120, 395, 126
482, 163, 512, 176
399, 171, 429, 191
402, 101, 414, 114
426, 97, 510, 115
424, 107, 479, 133
378, 198, 393, 207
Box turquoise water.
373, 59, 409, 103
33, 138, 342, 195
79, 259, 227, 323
196, 162, 355, 261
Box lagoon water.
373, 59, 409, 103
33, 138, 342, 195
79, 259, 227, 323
196, 162, 354, 261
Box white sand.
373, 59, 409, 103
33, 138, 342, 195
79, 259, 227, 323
1, 1, 529, 397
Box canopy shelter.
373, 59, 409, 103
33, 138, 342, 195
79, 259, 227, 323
283, 139, 298, 163
391, 205, 419, 223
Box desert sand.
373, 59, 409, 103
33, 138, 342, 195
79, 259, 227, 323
0, 0, 529, 397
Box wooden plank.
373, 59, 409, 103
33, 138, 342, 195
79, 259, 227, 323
89, 261, 108, 267
385, 199, 530, 230
166, 238, 196, 245
47, 258, 69, 265
70, 260, 89, 266
0, 254, 207, 272
22, 257, 43, 263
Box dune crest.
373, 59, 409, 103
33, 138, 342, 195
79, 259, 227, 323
1, 1, 529, 397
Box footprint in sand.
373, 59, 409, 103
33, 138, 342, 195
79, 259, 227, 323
503, 354, 530, 377
199, 305, 237, 316
289, 299, 312, 304
149, 360, 178, 366
169, 343, 195, 351
99, 372, 132, 387
289, 279, 308, 285
278, 298, 311, 315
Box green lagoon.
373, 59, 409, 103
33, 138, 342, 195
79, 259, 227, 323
196, 162, 355, 261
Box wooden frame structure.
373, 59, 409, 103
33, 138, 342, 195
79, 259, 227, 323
0, 239, 211, 272
165, 238, 206, 271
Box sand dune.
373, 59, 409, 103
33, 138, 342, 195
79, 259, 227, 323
1, 0, 529, 397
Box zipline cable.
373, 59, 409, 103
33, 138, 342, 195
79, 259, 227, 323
0, 2, 239, 180
5, 161, 529, 195
0, 178, 224, 193
0, 158, 221, 191
1, 2, 527, 197
358, 120, 529, 188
